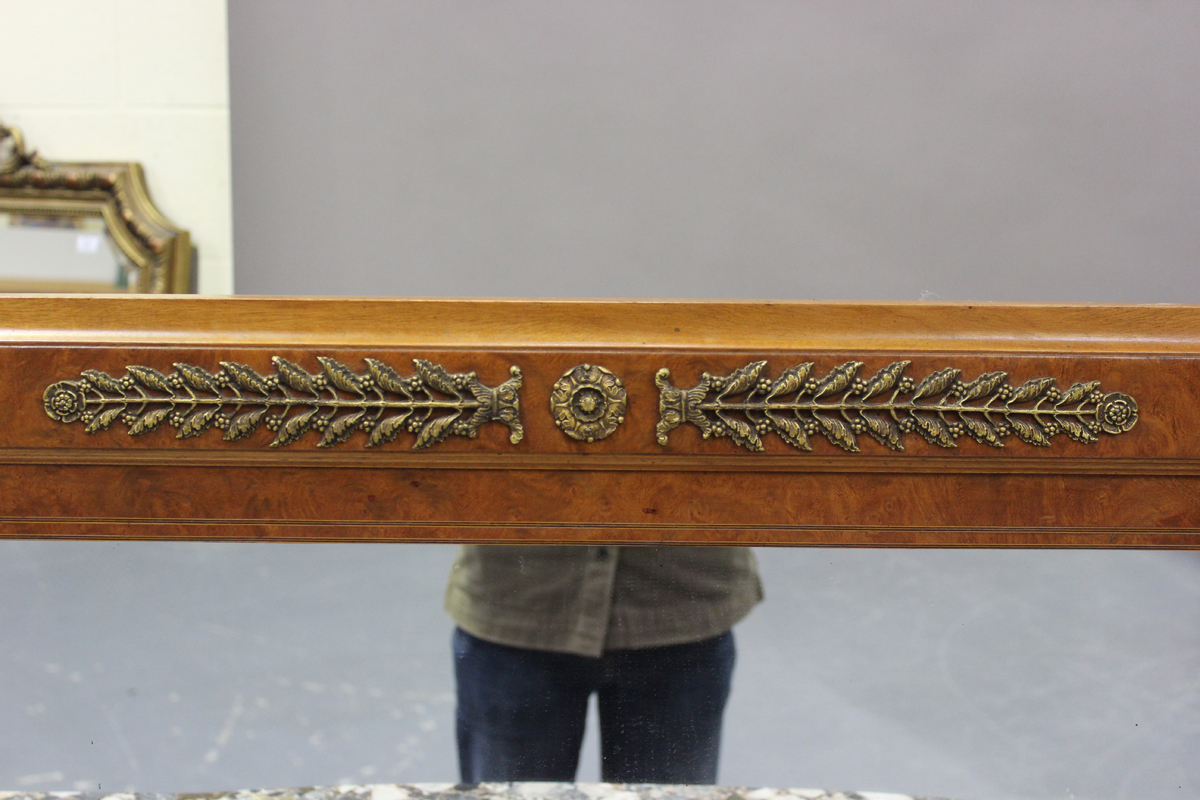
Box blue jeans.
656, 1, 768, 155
453, 628, 736, 784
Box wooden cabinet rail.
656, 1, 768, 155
2, 296, 1198, 547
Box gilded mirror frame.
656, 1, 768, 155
0, 120, 192, 293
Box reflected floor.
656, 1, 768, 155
0, 543, 1196, 800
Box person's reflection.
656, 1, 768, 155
445, 545, 762, 784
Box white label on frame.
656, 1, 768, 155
75, 234, 102, 254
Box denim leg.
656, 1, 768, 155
453, 628, 597, 781
596, 632, 736, 784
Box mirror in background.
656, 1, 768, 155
0, 120, 193, 293
0, 212, 135, 292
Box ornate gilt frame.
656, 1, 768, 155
0, 120, 192, 293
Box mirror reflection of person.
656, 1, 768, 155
445, 545, 762, 783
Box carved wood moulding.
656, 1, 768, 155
2, 297, 1198, 547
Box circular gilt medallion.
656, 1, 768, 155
551, 363, 627, 443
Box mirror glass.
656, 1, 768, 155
5, 3, 1200, 799
3, 541, 1197, 797
0, 212, 136, 292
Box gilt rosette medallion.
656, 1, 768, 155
550, 363, 627, 443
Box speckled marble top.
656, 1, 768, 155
0, 782, 952, 800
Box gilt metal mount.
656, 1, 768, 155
550, 363, 627, 443
43, 357, 524, 449
656, 360, 1137, 452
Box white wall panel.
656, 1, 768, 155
0, 0, 234, 294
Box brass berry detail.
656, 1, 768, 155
656, 361, 1137, 452
41, 358, 525, 449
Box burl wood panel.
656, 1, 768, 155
2, 296, 1199, 547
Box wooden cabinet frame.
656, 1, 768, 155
2, 296, 1197, 547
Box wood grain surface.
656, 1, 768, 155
3, 296, 1198, 547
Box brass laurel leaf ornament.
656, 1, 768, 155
655, 361, 1137, 452
43, 358, 524, 449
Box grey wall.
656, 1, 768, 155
229, 1, 1199, 302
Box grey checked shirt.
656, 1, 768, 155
444, 545, 763, 657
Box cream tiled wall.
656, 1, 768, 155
0, 0, 234, 294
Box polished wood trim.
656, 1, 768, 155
3, 296, 1200, 352
4, 521, 1197, 549
1, 448, 1198, 475
3, 463, 1197, 543
3, 296, 1199, 547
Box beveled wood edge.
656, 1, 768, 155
2, 448, 1197, 475
3, 518, 1196, 547
3, 296, 1200, 352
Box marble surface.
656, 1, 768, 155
0, 784, 949, 800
